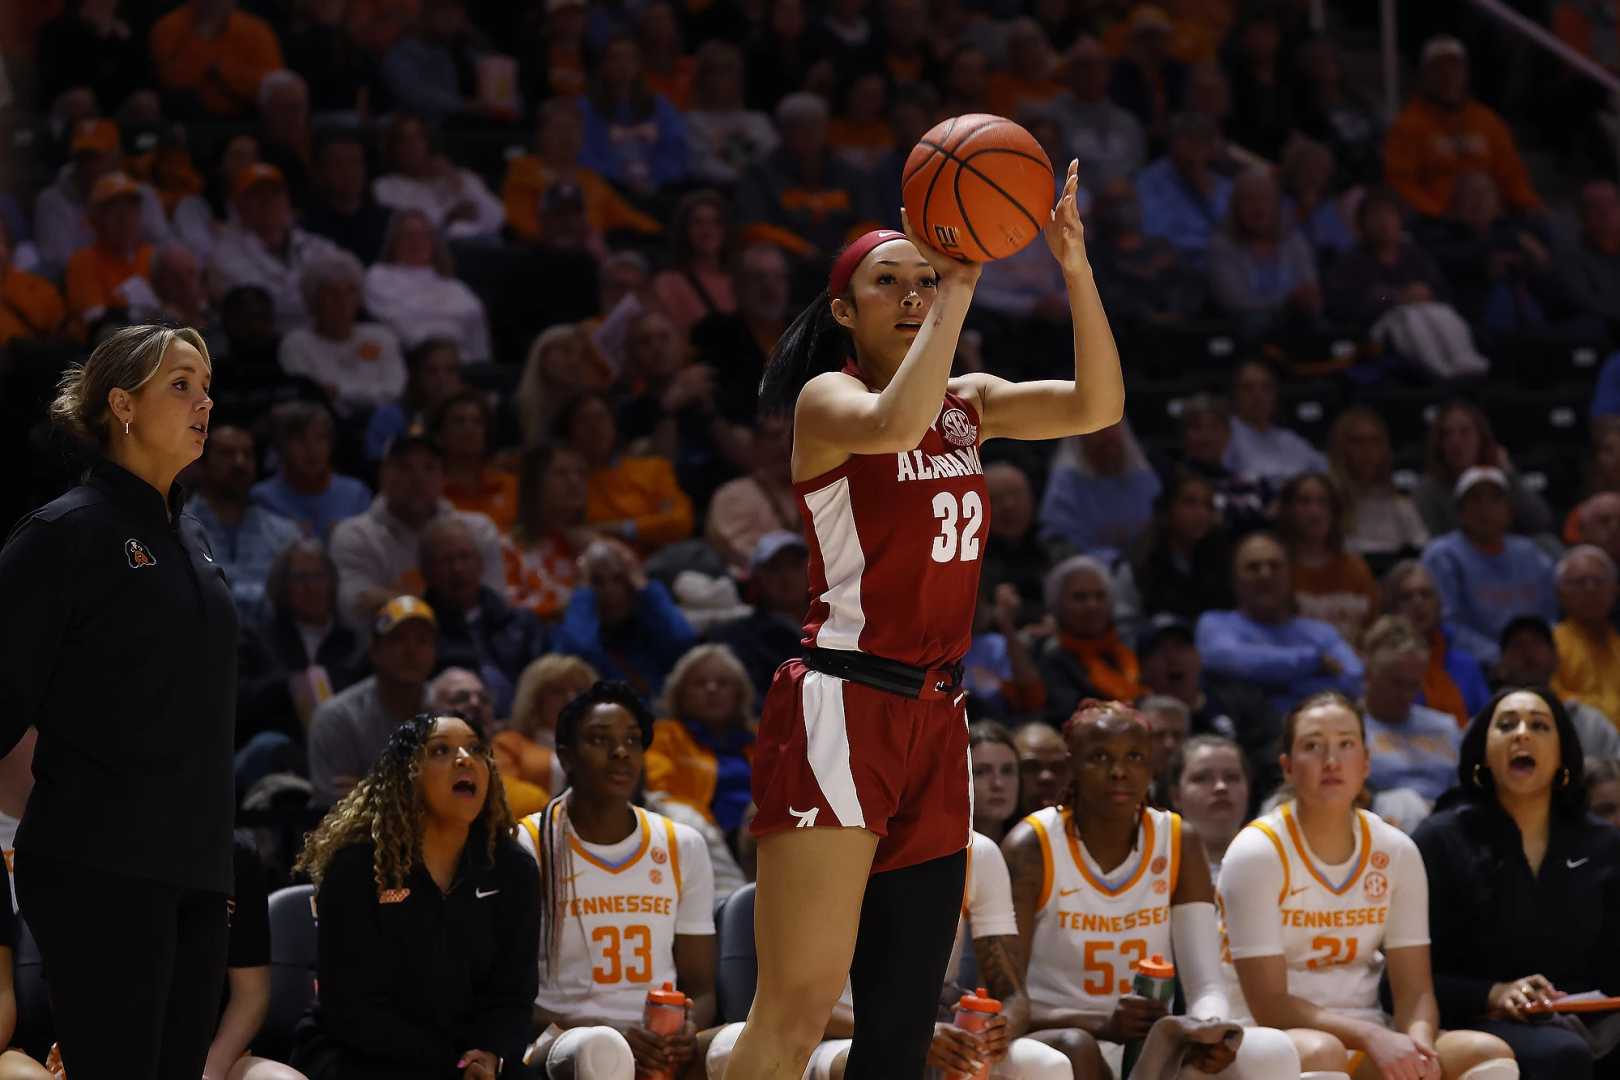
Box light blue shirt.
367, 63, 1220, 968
1195, 609, 1364, 716
1037, 462, 1161, 564
1420, 531, 1557, 665
1223, 418, 1330, 485
251, 472, 373, 542
1364, 704, 1461, 801
180, 496, 303, 615
1136, 158, 1233, 268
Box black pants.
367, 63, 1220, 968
844, 847, 967, 1080
1470, 1018, 1620, 1080
15, 851, 229, 1080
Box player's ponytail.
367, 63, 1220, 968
757, 289, 852, 416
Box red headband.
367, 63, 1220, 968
827, 229, 906, 296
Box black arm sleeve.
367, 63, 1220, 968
1412, 816, 1495, 1025
0, 517, 72, 759
465, 840, 541, 1072
229, 837, 272, 969
316, 847, 459, 1067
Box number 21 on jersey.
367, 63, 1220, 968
931, 491, 983, 563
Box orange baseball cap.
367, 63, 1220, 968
374, 595, 438, 636
70, 118, 120, 156
231, 162, 286, 199
88, 172, 142, 208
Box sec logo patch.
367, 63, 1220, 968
1363, 871, 1389, 901
940, 407, 978, 447
1370, 850, 1389, 870
651, 847, 667, 864
1150, 855, 1167, 876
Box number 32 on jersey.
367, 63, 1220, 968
931, 491, 984, 563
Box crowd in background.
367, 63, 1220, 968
3, 0, 1620, 1076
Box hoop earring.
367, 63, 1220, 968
1472, 763, 1487, 789
1559, 767, 1571, 789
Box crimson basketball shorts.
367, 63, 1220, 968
750, 658, 972, 874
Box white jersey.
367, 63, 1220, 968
518, 804, 715, 1025
1024, 805, 1182, 1018
1217, 801, 1429, 1023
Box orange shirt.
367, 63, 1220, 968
445, 466, 519, 531
1384, 97, 1542, 217
644, 57, 695, 110
149, 6, 285, 116
585, 455, 695, 553
502, 532, 583, 621
493, 729, 558, 793
0, 267, 67, 344
65, 244, 153, 319
643, 718, 753, 824
500, 156, 662, 245
987, 73, 1062, 118
1293, 553, 1381, 649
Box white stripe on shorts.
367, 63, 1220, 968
800, 671, 866, 829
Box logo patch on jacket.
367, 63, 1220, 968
126, 539, 157, 568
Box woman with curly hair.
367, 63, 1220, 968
290, 713, 539, 1080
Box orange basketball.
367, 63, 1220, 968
902, 113, 1055, 263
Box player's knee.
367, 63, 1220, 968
1041, 1028, 1107, 1076
735, 998, 831, 1066
1289, 1028, 1349, 1072
1007, 1037, 1074, 1080
704, 1022, 745, 1080
548, 1026, 635, 1080
1443, 1031, 1518, 1080
1230, 1026, 1302, 1080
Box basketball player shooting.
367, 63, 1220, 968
722, 156, 1126, 1079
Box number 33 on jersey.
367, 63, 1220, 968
795, 377, 989, 670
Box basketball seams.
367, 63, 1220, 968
901, 114, 1053, 262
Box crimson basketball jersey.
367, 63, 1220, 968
796, 367, 989, 669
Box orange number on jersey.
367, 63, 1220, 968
591, 924, 656, 984
1082, 938, 1151, 996
624, 924, 655, 983
1305, 934, 1361, 970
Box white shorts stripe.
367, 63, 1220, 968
802, 475, 866, 651
800, 671, 866, 829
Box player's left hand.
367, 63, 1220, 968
980, 1013, 1011, 1061
625, 1026, 672, 1070
1186, 1037, 1239, 1074
662, 1022, 699, 1067
1043, 159, 1088, 275
456, 1048, 498, 1080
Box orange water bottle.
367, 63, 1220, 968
637, 982, 689, 1080
947, 986, 1002, 1080
1121, 954, 1177, 1077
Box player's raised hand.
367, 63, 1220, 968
901, 207, 981, 287
1044, 159, 1089, 275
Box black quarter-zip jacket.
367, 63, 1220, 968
0, 460, 238, 894
304, 831, 540, 1077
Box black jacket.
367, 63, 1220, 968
1412, 801, 1620, 1028
0, 461, 238, 894
707, 606, 802, 700
294, 832, 540, 1079
237, 611, 367, 746
425, 586, 547, 710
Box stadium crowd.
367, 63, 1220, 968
2, 0, 1620, 1077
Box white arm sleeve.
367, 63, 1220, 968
1216, 827, 1287, 960
1171, 901, 1230, 1021
967, 832, 1019, 939
1383, 834, 1431, 950
673, 823, 716, 936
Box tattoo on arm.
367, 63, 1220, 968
975, 934, 1026, 1001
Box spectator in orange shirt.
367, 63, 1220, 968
645, 643, 757, 831
0, 217, 66, 345
987, 17, 1062, 118
149, 0, 285, 118
558, 392, 694, 553
1384, 35, 1541, 219
430, 390, 519, 531
65, 173, 158, 322
500, 97, 661, 249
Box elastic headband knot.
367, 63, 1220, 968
827, 229, 906, 296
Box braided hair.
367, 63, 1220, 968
534, 681, 656, 985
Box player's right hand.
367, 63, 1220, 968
900, 207, 982, 287
925, 1023, 985, 1075
624, 1025, 672, 1070
1099, 993, 1167, 1042
1365, 1028, 1437, 1080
